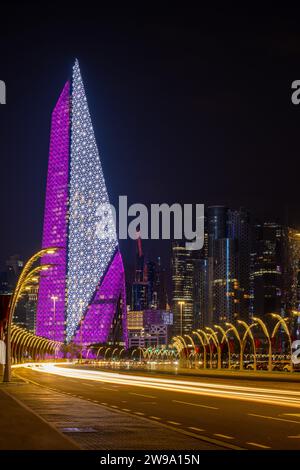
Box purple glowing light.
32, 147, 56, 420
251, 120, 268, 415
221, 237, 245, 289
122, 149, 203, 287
36, 82, 70, 341
73, 250, 128, 347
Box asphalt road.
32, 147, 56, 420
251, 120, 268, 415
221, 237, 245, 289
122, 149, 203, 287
15, 364, 300, 450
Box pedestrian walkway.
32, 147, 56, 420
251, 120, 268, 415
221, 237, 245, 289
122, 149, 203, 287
1, 380, 221, 450
0, 383, 78, 450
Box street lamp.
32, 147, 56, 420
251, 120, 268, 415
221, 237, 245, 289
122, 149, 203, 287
225, 322, 243, 370
253, 316, 272, 371
214, 325, 231, 369
192, 330, 207, 369
51, 295, 58, 360
97, 346, 104, 360
197, 329, 213, 368
104, 347, 111, 360
79, 300, 84, 363
205, 327, 221, 369
184, 334, 197, 368
178, 301, 185, 337
237, 320, 257, 371
174, 334, 190, 367
271, 313, 293, 370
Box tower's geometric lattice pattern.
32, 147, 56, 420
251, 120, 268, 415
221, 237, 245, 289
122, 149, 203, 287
66, 60, 118, 342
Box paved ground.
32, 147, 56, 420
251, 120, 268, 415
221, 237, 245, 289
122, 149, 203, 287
0, 383, 77, 450
2, 376, 222, 450
15, 364, 300, 450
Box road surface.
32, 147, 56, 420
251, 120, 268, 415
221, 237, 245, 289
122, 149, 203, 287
14, 363, 300, 450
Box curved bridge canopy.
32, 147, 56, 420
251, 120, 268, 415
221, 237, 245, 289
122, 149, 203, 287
10, 324, 62, 363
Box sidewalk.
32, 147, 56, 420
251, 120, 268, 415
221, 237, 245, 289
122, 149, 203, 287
0, 378, 224, 450
0, 383, 78, 450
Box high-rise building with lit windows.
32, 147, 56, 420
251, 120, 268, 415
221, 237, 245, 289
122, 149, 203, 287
171, 243, 194, 336
250, 222, 283, 323
36, 60, 127, 346
204, 206, 250, 324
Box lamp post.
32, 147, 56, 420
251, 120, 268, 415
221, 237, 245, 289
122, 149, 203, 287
206, 327, 221, 369
225, 322, 243, 370
237, 320, 257, 371
172, 336, 186, 366
104, 347, 111, 360
253, 316, 272, 371
178, 301, 185, 337
3, 246, 57, 382
214, 325, 231, 369
184, 334, 197, 367
79, 300, 84, 363
197, 329, 213, 368
271, 313, 293, 371
97, 346, 104, 360
51, 295, 58, 360
192, 330, 207, 369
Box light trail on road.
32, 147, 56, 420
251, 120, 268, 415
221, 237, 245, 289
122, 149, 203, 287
15, 363, 300, 409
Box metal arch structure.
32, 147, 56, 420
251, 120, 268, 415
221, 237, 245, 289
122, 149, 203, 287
238, 320, 258, 371
271, 315, 293, 368
171, 313, 296, 372
10, 324, 62, 364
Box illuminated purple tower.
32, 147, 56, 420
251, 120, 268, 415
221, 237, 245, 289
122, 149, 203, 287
36, 60, 127, 347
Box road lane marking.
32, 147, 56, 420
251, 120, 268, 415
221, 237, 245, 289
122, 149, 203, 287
214, 433, 234, 440
282, 413, 300, 418
82, 382, 93, 387
248, 413, 300, 425
288, 435, 300, 438
102, 387, 119, 392
92, 400, 99, 403
122, 408, 131, 411
189, 427, 205, 432
247, 442, 271, 449
101, 402, 107, 405
167, 420, 181, 425
129, 392, 156, 399
172, 399, 218, 410
111, 405, 118, 408
134, 412, 145, 415
150, 416, 161, 420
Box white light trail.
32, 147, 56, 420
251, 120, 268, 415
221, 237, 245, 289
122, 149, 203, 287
17, 363, 300, 409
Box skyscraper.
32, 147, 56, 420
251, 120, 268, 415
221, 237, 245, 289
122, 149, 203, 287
228, 208, 251, 320
207, 206, 239, 324
281, 227, 300, 314
36, 60, 127, 347
250, 222, 283, 322
195, 206, 251, 325
131, 235, 149, 310
171, 243, 194, 336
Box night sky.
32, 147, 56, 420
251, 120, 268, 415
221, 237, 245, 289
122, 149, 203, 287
1, 5, 300, 271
